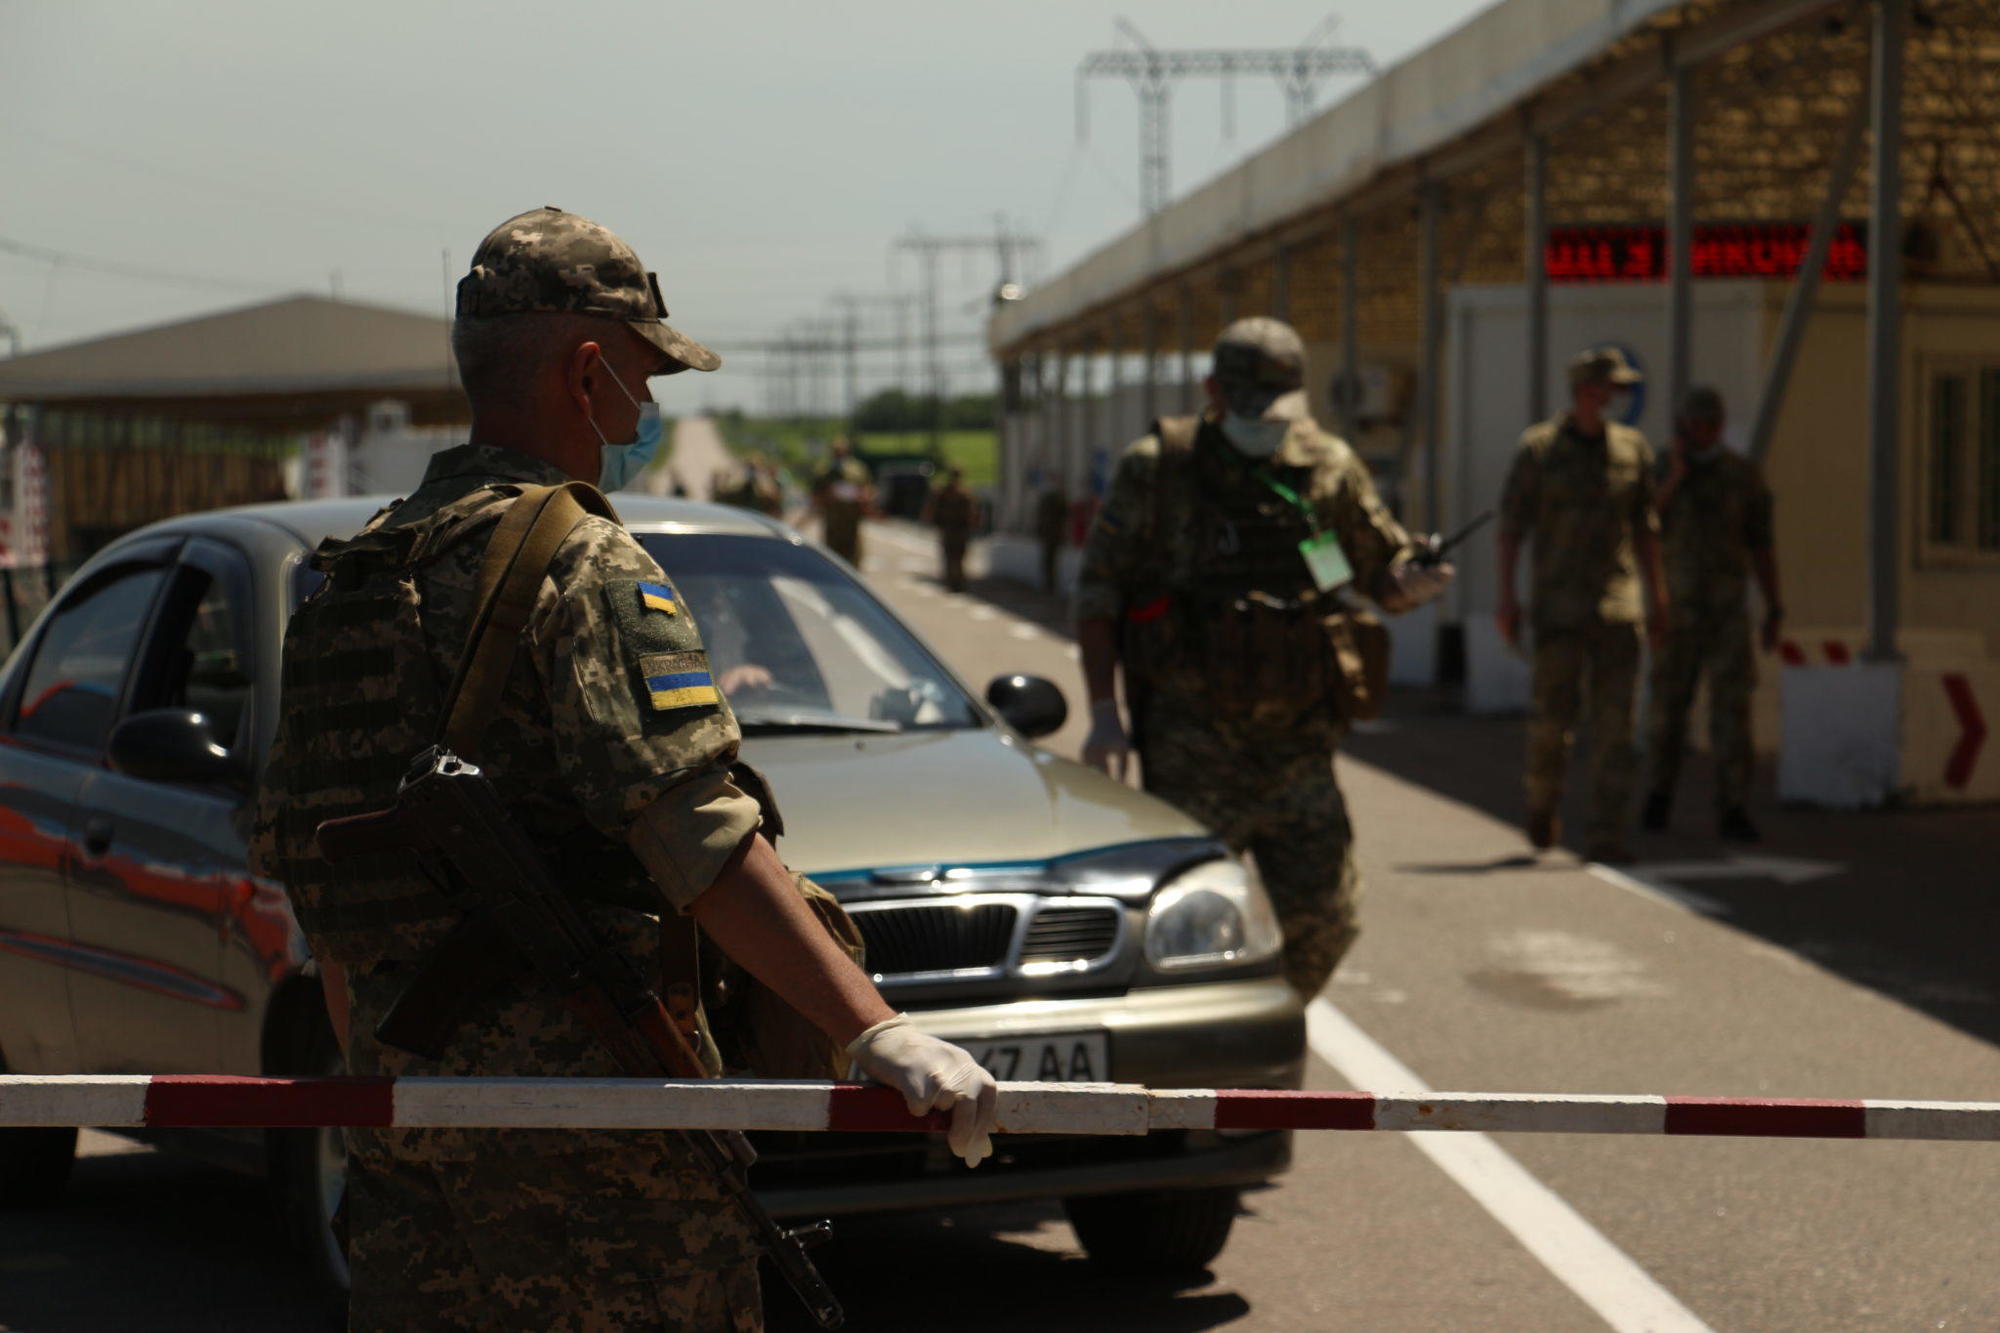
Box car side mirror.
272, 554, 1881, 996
107, 709, 242, 787
986, 674, 1068, 740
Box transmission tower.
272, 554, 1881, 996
892, 221, 1042, 449
828, 292, 924, 422
1077, 14, 1375, 215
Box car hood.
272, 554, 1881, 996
739, 728, 1204, 877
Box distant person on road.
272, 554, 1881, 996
1074, 318, 1453, 999
1496, 345, 1668, 863
1034, 475, 1069, 593
811, 438, 873, 566
250, 206, 995, 1331
717, 453, 785, 518
924, 466, 980, 592
1643, 386, 1783, 842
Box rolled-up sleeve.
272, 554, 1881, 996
1499, 443, 1540, 542
530, 517, 761, 894
1073, 439, 1156, 622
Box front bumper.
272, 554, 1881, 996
755, 975, 1306, 1217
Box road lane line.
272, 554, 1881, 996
1586, 862, 1731, 918
1306, 999, 1712, 1333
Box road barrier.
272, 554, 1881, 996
3, 1076, 1995, 1141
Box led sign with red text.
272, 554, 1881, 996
1545, 222, 1868, 284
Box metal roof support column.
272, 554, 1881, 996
1075, 343, 1095, 499
1272, 246, 1291, 321
1142, 305, 1160, 425
1047, 351, 1069, 499
1525, 133, 1551, 422
1178, 285, 1196, 413
1667, 45, 1696, 414
1105, 327, 1123, 453
1417, 182, 1443, 531
1339, 212, 1360, 437
1864, 0, 1905, 664
1748, 94, 1870, 462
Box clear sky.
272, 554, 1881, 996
1, 0, 1489, 412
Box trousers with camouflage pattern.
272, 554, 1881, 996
1646, 607, 1755, 812
1138, 706, 1360, 999
346, 1131, 761, 1333
1527, 618, 1643, 842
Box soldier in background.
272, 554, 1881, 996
1075, 318, 1452, 999
1034, 473, 1069, 593
717, 452, 784, 518
251, 207, 996, 1330
1643, 385, 1783, 842
923, 466, 980, 592
810, 438, 872, 566
1496, 346, 1668, 863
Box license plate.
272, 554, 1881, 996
963, 1031, 1109, 1083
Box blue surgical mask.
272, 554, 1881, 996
586, 357, 665, 491
1220, 414, 1290, 458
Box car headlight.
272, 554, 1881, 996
1143, 856, 1284, 972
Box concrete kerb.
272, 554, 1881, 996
2, 1077, 1995, 1142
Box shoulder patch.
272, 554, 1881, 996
608, 578, 703, 654
639, 651, 720, 712
637, 580, 679, 615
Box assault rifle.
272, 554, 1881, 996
316, 746, 844, 1330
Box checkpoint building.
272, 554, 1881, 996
987, 0, 2000, 808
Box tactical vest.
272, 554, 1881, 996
1123, 416, 1384, 728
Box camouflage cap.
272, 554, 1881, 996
455, 206, 720, 374
1212, 317, 1308, 420
1567, 344, 1643, 389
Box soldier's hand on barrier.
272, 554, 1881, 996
1081, 698, 1131, 780
1388, 556, 1454, 610
847, 1015, 999, 1167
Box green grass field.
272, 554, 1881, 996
713, 418, 997, 489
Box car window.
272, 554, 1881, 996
151, 573, 252, 751
13, 565, 169, 752
639, 533, 982, 733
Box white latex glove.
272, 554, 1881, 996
847, 1015, 999, 1167
1388, 557, 1454, 610
1080, 698, 1131, 781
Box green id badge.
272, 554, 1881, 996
1300, 532, 1353, 591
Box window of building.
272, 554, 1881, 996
1920, 360, 2000, 566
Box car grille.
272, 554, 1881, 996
854, 902, 1016, 974
1018, 906, 1120, 965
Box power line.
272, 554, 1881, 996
0, 234, 288, 296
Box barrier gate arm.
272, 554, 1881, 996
2, 1077, 1995, 1142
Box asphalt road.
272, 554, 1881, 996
4, 494, 1995, 1332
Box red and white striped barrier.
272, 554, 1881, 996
3, 1077, 1995, 1142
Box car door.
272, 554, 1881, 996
0, 544, 179, 1073
65, 538, 256, 1074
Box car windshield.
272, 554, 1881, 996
639, 532, 982, 735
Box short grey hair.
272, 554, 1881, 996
451, 312, 622, 413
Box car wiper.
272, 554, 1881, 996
735, 711, 903, 736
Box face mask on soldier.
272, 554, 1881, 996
1221, 413, 1290, 458
584, 354, 664, 490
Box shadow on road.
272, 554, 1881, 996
1345, 704, 2000, 1049
766, 1199, 1253, 1333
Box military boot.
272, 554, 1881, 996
1640, 791, 1672, 832
1526, 807, 1561, 851
1718, 807, 1761, 843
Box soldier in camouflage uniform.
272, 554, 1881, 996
810, 439, 873, 565
1496, 346, 1669, 863
924, 466, 980, 592
1075, 319, 1453, 999
1642, 386, 1784, 842
250, 207, 997, 1332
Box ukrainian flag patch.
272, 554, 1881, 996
639, 652, 720, 712
637, 580, 679, 615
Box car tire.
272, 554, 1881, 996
268, 1006, 351, 1302
1063, 1186, 1241, 1274
0, 1125, 77, 1208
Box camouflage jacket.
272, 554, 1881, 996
1658, 449, 1773, 623
1077, 415, 1410, 722
1499, 415, 1660, 630
249, 444, 759, 1159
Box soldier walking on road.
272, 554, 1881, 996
1074, 318, 1453, 999
1643, 386, 1784, 842
1496, 346, 1669, 863
924, 466, 980, 592
250, 207, 996, 1332
810, 438, 873, 566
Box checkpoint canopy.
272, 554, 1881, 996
0, 294, 465, 559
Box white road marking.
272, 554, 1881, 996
1624, 855, 1843, 886
968, 606, 998, 621
1306, 999, 1712, 1333
1587, 863, 1731, 918
1009, 624, 1041, 641
1482, 930, 1670, 1004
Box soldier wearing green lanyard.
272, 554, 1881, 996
1073, 318, 1454, 998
